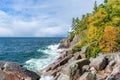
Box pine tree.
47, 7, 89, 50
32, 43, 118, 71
104, 0, 108, 3
93, 1, 97, 13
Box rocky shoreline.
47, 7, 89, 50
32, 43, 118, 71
0, 61, 40, 80
43, 37, 120, 80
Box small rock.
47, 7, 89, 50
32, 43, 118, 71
81, 46, 88, 53
90, 67, 97, 74
80, 53, 86, 58
82, 65, 90, 73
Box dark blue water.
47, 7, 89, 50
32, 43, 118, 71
0, 37, 63, 65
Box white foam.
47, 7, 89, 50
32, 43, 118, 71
40, 76, 53, 80
24, 44, 62, 80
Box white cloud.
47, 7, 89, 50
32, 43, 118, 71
0, 0, 104, 37
0, 10, 69, 37
0, 27, 13, 37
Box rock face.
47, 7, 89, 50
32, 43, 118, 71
56, 59, 90, 80
105, 60, 115, 73
70, 34, 81, 46
0, 61, 40, 80
79, 72, 96, 80
58, 37, 71, 49
107, 65, 120, 80
90, 55, 108, 70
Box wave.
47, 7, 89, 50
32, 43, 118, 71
24, 44, 62, 80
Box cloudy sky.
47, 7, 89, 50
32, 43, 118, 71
0, 0, 104, 37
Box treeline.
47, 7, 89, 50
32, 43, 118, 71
70, 0, 120, 58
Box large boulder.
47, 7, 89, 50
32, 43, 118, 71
68, 52, 81, 62
90, 55, 108, 70
43, 54, 73, 76
70, 34, 81, 46
57, 59, 90, 80
0, 61, 40, 80
58, 37, 71, 49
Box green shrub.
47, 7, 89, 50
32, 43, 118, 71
86, 44, 102, 58
72, 44, 82, 53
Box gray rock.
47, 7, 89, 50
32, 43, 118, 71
63, 62, 79, 80
108, 65, 120, 79
68, 52, 81, 62
108, 76, 114, 80
90, 55, 108, 70
57, 73, 69, 80
105, 60, 116, 73
43, 54, 73, 76
96, 74, 107, 80
90, 67, 97, 74
82, 65, 90, 73
0, 61, 40, 80
105, 53, 120, 65
71, 34, 81, 46
81, 46, 88, 53
79, 72, 96, 80
58, 37, 71, 49
61, 59, 90, 80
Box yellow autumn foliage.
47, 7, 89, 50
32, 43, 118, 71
70, 0, 120, 58
88, 8, 108, 27
87, 26, 103, 43
99, 26, 118, 53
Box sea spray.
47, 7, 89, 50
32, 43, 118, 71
24, 44, 63, 80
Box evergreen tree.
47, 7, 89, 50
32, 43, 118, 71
93, 1, 97, 13
71, 18, 76, 31
104, 0, 108, 3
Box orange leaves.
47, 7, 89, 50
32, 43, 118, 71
99, 26, 119, 53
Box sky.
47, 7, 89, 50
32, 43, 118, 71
0, 0, 104, 37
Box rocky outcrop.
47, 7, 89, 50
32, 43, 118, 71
55, 59, 90, 80
44, 52, 120, 80
58, 37, 71, 49
70, 34, 81, 46
44, 35, 120, 80
90, 55, 108, 70
0, 61, 40, 80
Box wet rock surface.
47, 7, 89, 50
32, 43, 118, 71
0, 61, 40, 80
